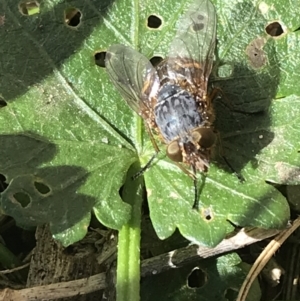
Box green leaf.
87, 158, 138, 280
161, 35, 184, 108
0, 0, 295, 247
0, 132, 135, 245
0, 0, 136, 246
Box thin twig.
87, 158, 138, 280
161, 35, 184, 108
141, 228, 279, 277
237, 217, 300, 301
0, 263, 30, 275
0, 273, 106, 301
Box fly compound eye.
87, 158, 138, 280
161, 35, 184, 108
167, 140, 183, 162
191, 130, 201, 143
192, 128, 216, 148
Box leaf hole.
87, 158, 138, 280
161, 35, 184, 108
34, 181, 51, 195
0, 174, 8, 193
192, 23, 204, 32
147, 15, 162, 29
265, 21, 285, 37
187, 267, 207, 288
150, 56, 163, 67
64, 8, 82, 28
94, 51, 107, 68
201, 207, 213, 221
0, 96, 7, 108
18, 1, 40, 16
119, 184, 124, 198
13, 192, 31, 208
205, 214, 212, 220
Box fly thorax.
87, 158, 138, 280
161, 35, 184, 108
154, 84, 203, 143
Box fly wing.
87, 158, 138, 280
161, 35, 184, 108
105, 44, 159, 115
167, 0, 216, 87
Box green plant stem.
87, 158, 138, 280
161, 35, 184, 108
0, 242, 23, 268
116, 161, 143, 301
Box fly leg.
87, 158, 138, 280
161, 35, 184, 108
215, 131, 245, 183
192, 170, 207, 211
208, 87, 244, 182
132, 122, 160, 180
172, 163, 208, 210
173, 162, 205, 210
132, 153, 158, 179
209, 85, 243, 129
207, 85, 234, 111
174, 162, 196, 179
